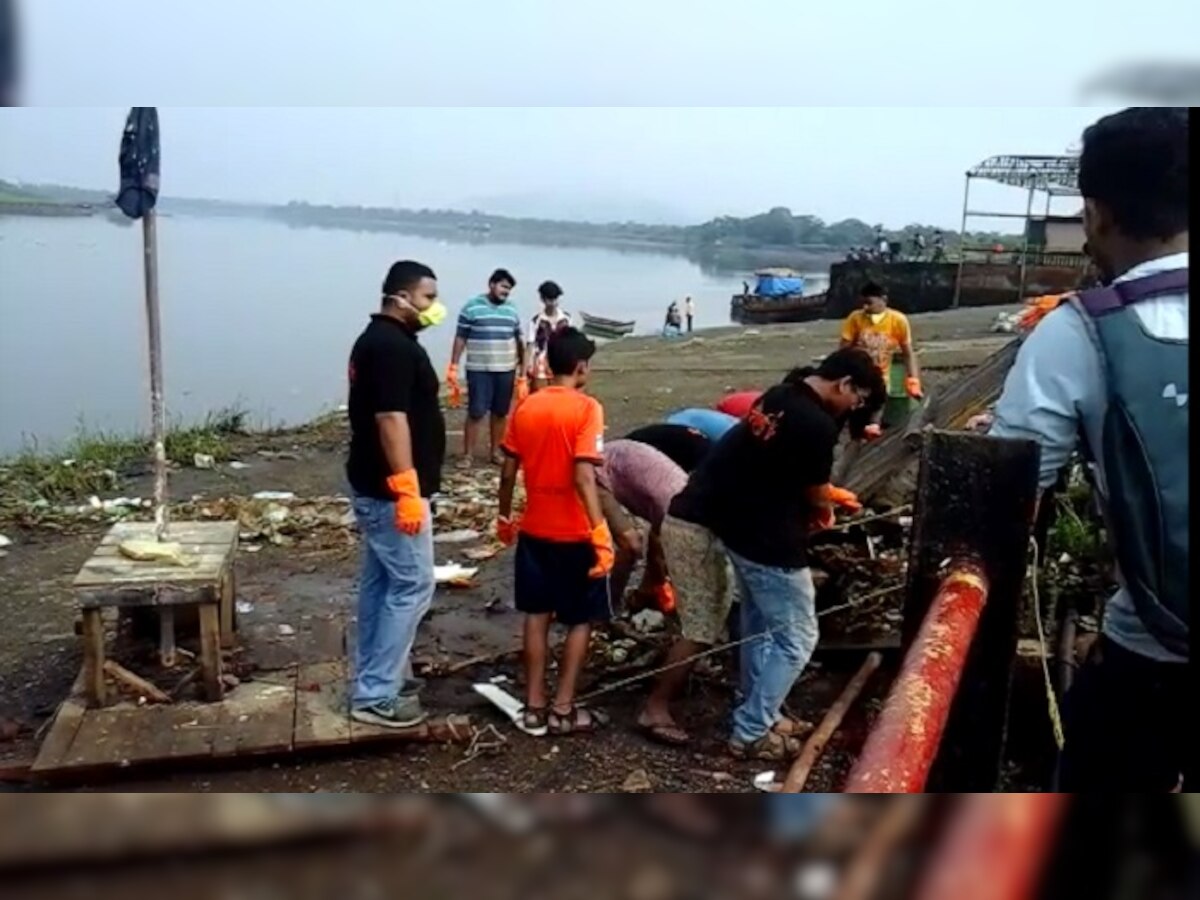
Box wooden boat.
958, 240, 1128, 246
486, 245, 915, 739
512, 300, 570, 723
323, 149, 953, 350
579, 311, 636, 339
730, 290, 828, 325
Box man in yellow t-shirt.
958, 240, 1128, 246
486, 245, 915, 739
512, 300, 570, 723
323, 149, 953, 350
839, 281, 922, 404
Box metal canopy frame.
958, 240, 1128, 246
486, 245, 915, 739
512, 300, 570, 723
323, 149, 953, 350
952, 154, 1082, 307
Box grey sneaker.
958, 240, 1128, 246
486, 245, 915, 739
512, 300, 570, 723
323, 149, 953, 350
399, 677, 425, 698
351, 696, 427, 729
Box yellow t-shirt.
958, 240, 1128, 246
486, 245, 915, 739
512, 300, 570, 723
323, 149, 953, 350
840, 308, 912, 374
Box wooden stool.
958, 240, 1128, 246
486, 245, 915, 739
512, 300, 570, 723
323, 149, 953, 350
73, 521, 239, 707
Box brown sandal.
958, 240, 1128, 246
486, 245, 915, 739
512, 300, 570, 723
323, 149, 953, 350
548, 705, 609, 735
521, 706, 548, 732
728, 731, 803, 762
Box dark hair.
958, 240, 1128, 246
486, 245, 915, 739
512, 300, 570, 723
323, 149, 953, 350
489, 268, 517, 288
815, 348, 887, 395
546, 327, 596, 376
538, 280, 563, 301
382, 260, 436, 297
860, 281, 886, 299
1078, 107, 1189, 241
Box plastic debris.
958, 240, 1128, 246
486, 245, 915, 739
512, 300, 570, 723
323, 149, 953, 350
252, 491, 297, 501
753, 771, 781, 792
434, 529, 481, 544
277, 624, 296, 637
193, 453, 216, 470
117, 540, 195, 567
0, 534, 11, 549
434, 563, 479, 585
228, 461, 251, 470
235, 600, 254, 614
631, 609, 665, 634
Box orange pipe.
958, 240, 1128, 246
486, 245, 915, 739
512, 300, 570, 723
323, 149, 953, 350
843, 562, 988, 793
911, 794, 1069, 900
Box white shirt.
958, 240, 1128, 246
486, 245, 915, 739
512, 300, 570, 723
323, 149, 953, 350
990, 252, 1189, 662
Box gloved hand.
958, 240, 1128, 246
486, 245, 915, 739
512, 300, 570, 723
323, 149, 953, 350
904, 376, 923, 400
654, 581, 677, 615
497, 515, 519, 547
385, 470, 425, 535
514, 375, 529, 404
828, 486, 862, 513
809, 505, 836, 534
588, 520, 615, 578
861, 423, 883, 442
445, 363, 462, 409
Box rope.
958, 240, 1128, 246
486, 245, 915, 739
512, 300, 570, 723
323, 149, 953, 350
1028, 537, 1066, 751
575, 582, 905, 704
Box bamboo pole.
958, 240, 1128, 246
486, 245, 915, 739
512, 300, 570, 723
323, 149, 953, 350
141, 209, 168, 540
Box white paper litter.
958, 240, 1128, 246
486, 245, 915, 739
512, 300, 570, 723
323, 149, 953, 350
434, 529, 482, 544
434, 563, 479, 583
252, 491, 296, 501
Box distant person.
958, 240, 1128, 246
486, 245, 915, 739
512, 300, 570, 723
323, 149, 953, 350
931, 230, 946, 262
742, 280, 751, 295
990, 107, 1189, 792
664, 407, 739, 442
875, 226, 889, 260
715, 390, 763, 419
447, 268, 526, 467
684, 296, 695, 333
665, 350, 886, 760
663, 301, 683, 339
496, 327, 614, 736
345, 260, 447, 728
623, 423, 713, 473
839, 282, 923, 426
528, 280, 571, 392
913, 231, 927, 260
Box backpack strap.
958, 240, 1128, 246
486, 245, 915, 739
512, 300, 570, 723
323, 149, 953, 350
1076, 269, 1189, 317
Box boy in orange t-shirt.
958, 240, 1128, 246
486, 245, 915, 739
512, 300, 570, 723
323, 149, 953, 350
497, 327, 614, 736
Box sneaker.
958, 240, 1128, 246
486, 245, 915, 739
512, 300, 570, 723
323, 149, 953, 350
351, 696, 427, 729
399, 677, 425, 698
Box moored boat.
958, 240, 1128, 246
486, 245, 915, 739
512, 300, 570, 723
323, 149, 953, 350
579, 311, 636, 339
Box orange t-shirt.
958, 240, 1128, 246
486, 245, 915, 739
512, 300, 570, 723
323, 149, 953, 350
501, 385, 605, 542
840, 308, 912, 374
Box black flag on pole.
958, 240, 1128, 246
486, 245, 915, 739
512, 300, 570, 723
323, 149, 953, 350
116, 107, 160, 219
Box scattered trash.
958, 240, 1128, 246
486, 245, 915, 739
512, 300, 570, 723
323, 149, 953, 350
243, 544, 262, 553
463, 544, 504, 562
252, 491, 296, 501
61, 459, 76, 468
193, 453, 216, 470
0, 534, 11, 549
256, 450, 302, 461
434, 529, 481, 544
235, 600, 255, 615
264, 504, 290, 525
117, 539, 195, 567
620, 768, 654, 793
434, 563, 479, 585
631, 609, 665, 634
277, 624, 296, 637
992, 311, 1022, 334
228, 461, 251, 471
753, 771, 781, 792
474, 682, 546, 737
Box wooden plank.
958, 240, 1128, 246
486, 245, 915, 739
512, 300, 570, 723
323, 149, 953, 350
210, 669, 297, 759
81, 609, 106, 707
30, 686, 88, 773
220, 568, 237, 648
98, 520, 239, 546
61, 707, 149, 768
74, 554, 231, 587
198, 603, 224, 702
76, 584, 220, 610
89, 543, 233, 561
294, 661, 351, 749
309, 614, 346, 662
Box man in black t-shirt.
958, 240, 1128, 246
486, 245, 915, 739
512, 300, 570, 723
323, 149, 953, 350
622, 423, 712, 473
346, 260, 448, 730
668, 348, 885, 761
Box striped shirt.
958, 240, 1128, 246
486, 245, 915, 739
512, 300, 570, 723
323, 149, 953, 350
456, 295, 522, 372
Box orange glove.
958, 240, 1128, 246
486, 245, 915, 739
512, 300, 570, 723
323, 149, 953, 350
514, 376, 529, 404
809, 505, 836, 534
445, 363, 462, 409
828, 486, 862, 513
497, 515, 519, 547
385, 470, 425, 535
861, 423, 883, 442
654, 581, 677, 615
1018, 294, 1068, 332
904, 376, 923, 400
588, 520, 615, 577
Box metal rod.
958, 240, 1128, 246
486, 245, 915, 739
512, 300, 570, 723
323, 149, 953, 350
909, 794, 1069, 900
962, 210, 1041, 219
843, 562, 989, 793
1017, 185, 1036, 302
142, 209, 169, 540
952, 176, 971, 309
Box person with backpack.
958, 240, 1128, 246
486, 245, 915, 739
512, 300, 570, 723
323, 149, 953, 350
989, 107, 1189, 791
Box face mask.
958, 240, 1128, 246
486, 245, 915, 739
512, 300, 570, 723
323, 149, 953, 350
416, 301, 448, 328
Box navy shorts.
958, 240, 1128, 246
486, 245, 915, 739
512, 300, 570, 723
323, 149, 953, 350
466, 369, 516, 420
514, 534, 613, 627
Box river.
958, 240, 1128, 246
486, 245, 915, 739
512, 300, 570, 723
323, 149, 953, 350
0, 214, 826, 453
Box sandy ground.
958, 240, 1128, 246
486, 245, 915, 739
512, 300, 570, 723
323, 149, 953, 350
1, 304, 1061, 792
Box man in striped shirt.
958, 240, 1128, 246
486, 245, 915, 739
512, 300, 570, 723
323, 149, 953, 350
446, 268, 526, 466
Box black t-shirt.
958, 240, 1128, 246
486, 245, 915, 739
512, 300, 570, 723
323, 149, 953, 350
346, 315, 446, 500
623, 423, 712, 473
668, 382, 838, 568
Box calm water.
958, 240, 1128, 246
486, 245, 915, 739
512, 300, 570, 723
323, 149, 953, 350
0, 215, 826, 454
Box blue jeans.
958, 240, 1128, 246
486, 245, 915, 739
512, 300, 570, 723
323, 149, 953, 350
727, 548, 818, 744
350, 494, 435, 708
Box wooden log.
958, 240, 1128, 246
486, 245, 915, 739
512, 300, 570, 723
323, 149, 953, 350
832, 797, 928, 900
102, 660, 171, 704
197, 604, 224, 702
842, 340, 1020, 503
81, 610, 106, 707
781, 651, 882, 792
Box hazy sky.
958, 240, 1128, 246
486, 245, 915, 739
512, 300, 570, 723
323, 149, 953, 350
1, 107, 1123, 228
4, 0, 1193, 227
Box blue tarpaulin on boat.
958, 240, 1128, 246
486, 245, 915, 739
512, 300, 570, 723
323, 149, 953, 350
754, 275, 805, 297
